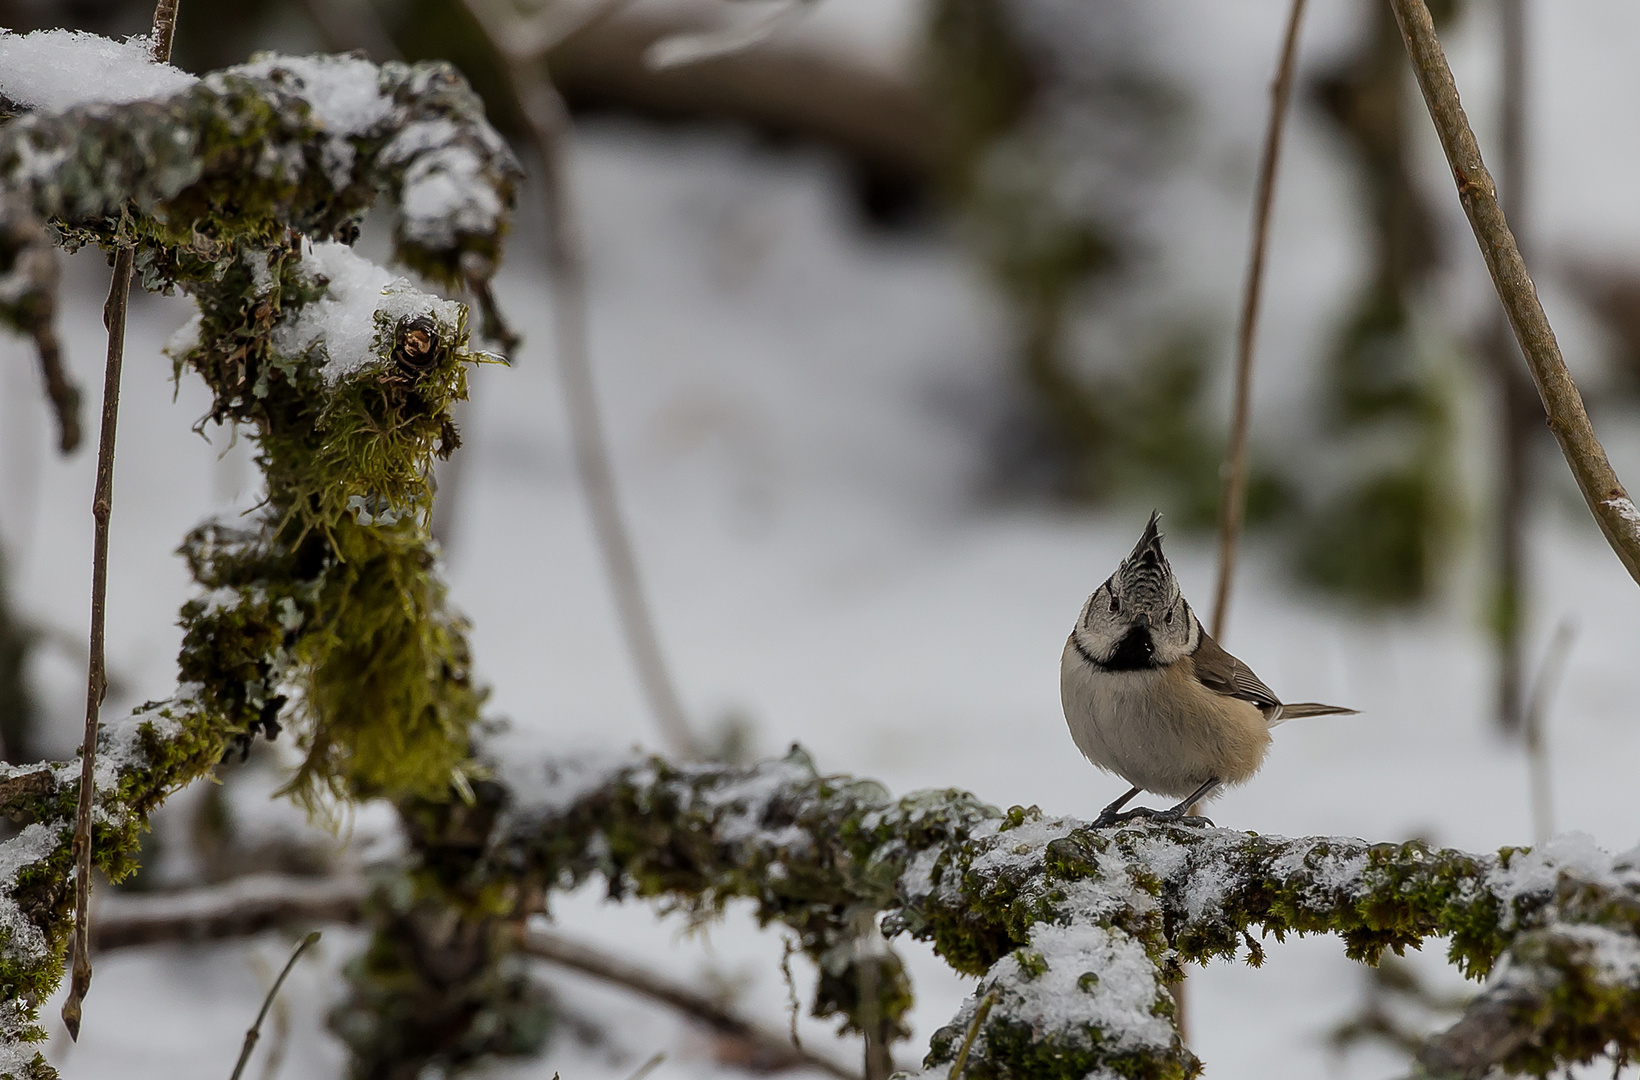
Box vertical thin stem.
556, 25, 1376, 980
459, 0, 702, 760
62, 3, 181, 1041
1489, 0, 1533, 734
1191, 0, 1311, 1043
229, 932, 320, 1080
1523, 619, 1572, 846
150, 0, 181, 63
1390, 0, 1640, 585
1210, 0, 1310, 642
62, 243, 133, 1042
947, 991, 997, 1080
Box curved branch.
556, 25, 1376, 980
1389, 0, 1640, 585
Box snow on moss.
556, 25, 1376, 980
0, 30, 195, 112
1486, 831, 1640, 923
0, 825, 56, 967
236, 53, 392, 136
272, 239, 462, 384
397, 146, 507, 251
986, 921, 1173, 1051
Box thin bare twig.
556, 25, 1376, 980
90, 873, 368, 950
522, 928, 859, 1079
87, 873, 856, 1078
0, 205, 81, 451
1523, 618, 1574, 846
1210, 0, 1310, 642
1390, 0, 1640, 586
150, 0, 181, 62
62, 2, 181, 1040
1190, 2, 1313, 1040
1487, 0, 1536, 735
32, 320, 78, 453
643, 0, 819, 70
947, 991, 996, 1080
229, 931, 320, 1080
62, 243, 133, 1042
622, 1051, 666, 1080
460, 0, 702, 759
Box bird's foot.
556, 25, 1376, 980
1095, 805, 1214, 829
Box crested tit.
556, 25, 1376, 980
1061, 511, 1357, 826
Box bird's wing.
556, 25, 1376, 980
1192, 630, 1281, 717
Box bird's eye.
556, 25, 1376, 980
1164, 609, 1173, 625
1108, 595, 1119, 614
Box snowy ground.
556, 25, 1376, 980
4, 1, 1640, 1078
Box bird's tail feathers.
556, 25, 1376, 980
1273, 702, 1358, 725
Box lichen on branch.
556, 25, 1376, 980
0, 46, 520, 285
487, 751, 1640, 1080
0, 39, 520, 1078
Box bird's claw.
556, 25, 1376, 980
1093, 806, 1214, 829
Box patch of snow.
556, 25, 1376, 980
1267, 837, 1370, 897
496, 751, 639, 818
986, 922, 1172, 1052
164, 313, 203, 363
0, 824, 59, 966
1558, 923, 1640, 988
0, 1000, 43, 1078
235, 53, 391, 137
898, 845, 944, 902
0, 30, 196, 111
967, 816, 1080, 879
272, 240, 462, 383
1488, 832, 1618, 920
1602, 496, 1640, 532
398, 146, 506, 248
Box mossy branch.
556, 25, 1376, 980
0, 50, 521, 293
0, 41, 519, 1076
487, 751, 1640, 1080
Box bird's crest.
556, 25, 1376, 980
1117, 510, 1175, 605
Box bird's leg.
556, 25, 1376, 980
1151, 778, 1220, 825
1092, 785, 1142, 827
1108, 778, 1221, 828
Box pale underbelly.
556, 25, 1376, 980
1060, 645, 1270, 798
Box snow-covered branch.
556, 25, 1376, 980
489, 751, 1640, 1079
0, 36, 520, 286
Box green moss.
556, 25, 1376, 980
0, 48, 520, 1073
0, 56, 519, 292
491, 755, 1640, 1080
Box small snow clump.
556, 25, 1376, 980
273, 240, 461, 383
0, 29, 196, 111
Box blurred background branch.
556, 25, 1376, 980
1392, 0, 1640, 586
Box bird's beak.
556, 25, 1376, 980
1133, 612, 1153, 630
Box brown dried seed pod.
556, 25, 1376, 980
393, 314, 440, 373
